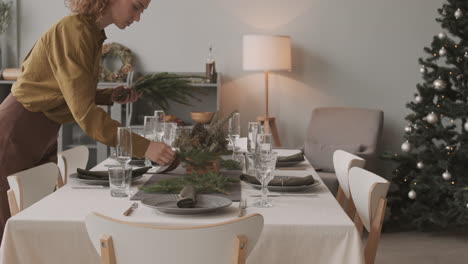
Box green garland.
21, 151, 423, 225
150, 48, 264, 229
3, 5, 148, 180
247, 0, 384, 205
99, 42, 134, 82
140, 171, 240, 194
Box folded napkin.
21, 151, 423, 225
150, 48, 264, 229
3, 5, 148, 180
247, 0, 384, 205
277, 151, 305, 163
240, 174, 315, 186
177, 185, 197, 208
76, 167, 151, 180
129, 158, 158, 167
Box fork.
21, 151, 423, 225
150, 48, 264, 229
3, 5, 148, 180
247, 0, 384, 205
123, 202, 138, 216
238, 199, 247, 217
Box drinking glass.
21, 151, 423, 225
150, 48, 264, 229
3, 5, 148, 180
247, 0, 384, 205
116, 127, 132, 167
108, 165, 132, 197
253, 152, 278, 208
162, 122, 178, 147
228, 112, 241, 157
143, 116, 157, 141
154, 110, 166, 142
256, 133, 273, 156
247, 122, 260, 154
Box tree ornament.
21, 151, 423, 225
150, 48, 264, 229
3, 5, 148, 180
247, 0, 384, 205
401, 141, 412, 152
457, 74, 463, 81
455, 8, 463, 19
442, 170, 452, 180
408, 190, 417, 200
417, 161, 424, 169
465, 51, 468, 58
438, 47, 447, 56
415, 95, 423, 103
464, 121, 468, 132
434, 79, 446, 90
420, 66, 427, 74
404, 125, 412, 133
442, 8, 447, 16
426, 112, 439, 124
437, 32, 446, 39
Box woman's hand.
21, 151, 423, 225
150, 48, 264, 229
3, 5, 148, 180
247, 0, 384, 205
145, 141, 176, 165
111, 86, 140, 104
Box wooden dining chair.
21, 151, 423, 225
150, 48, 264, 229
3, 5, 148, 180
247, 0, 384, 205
7, 162, 60, 216
333, 150, 366, 218
85, 212, 264, 264
348, 167, 390, 264
57, 145, 89, 185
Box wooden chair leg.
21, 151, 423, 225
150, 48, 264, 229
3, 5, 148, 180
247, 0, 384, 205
364, 198, 387, 264
232, 235, 248, 264
100, 235, 116, 264
336, 186, 345, 207
353, 212, 364, 238
7, 190, 20, 216
345, 197, 357, 220
56, 173, 64, 189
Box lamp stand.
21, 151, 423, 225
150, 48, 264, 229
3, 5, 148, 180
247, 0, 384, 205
257, 71, 281, 147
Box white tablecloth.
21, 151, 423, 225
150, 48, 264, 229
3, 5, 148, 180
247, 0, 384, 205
0, 149, 363, 264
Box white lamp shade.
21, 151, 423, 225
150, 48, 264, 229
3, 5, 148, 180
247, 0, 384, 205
243, 35, 292, 71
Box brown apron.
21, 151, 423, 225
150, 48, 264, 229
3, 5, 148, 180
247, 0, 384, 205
0, 94, 60, 243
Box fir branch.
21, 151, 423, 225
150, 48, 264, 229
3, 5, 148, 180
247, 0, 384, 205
140, 171, 239, 194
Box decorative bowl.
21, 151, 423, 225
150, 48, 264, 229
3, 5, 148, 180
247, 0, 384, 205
190, 111, 214, 124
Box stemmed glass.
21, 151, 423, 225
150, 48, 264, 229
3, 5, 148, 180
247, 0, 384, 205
143, 116, 157, 166
256, 133, 273, 156
154, 110, 166, 142
247, 122, 260, 154
162, 122, 178, 147
116, 127, 132, 167
254, 152, 278, 208
228, 112, 241, 158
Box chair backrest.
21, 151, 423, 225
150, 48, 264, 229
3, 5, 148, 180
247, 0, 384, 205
349, 167, 389, 264
85, 213, 264, 264
304, 107, 383, 172
7, 162, 59, 212
59, 145, 89, 184
333, 150, 366, 200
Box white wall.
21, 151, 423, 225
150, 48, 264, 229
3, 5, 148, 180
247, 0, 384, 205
17, 0, 444, 174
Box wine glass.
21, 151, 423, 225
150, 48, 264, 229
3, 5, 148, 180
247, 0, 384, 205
162, 122, 178, 147
116, 127, 132, 167
256, 133, 273, 156
154, 110, 166, 142
247, 122, 260, 154
143, 116, 157, 141
253, 152, 278, 208
228, 112, 240, 158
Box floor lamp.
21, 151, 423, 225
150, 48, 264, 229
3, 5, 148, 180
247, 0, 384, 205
242, 35, 292, 147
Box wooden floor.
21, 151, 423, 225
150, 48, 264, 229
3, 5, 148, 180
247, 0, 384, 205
376, 232, 468, 264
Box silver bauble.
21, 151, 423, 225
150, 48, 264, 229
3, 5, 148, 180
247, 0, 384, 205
465, 51, 468, 58
464, 121, 468, 132
408, 190, 417, 200
426, 112, 439, 124
438, 32, 447, 39
404, 125, 412, 133
420, 66, 427, 74
439, 47, 447, 56
401, 141, 412, 152
417, 161, 424, 169
442, 170, 452, 180
434, 79, 447, 90
415, 95, 423, 103
455, 8, 463, 19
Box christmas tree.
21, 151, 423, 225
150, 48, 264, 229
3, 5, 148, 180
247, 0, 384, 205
383, 1, 468, 231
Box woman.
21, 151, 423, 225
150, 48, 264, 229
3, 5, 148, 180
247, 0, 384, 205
0, 0, 174, 240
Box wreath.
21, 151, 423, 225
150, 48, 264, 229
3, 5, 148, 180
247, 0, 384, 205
99, 42, 134, 82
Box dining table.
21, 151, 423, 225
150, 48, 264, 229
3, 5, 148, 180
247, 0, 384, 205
0, 140, 364, 264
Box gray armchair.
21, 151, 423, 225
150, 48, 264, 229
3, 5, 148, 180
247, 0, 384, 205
304, 107, 384, 195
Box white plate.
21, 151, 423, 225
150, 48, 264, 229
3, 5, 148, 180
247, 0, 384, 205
69, 173, 143, 185
141, 194, 232, 215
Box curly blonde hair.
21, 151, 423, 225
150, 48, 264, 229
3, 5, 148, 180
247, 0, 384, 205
65, 0, 109, 17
